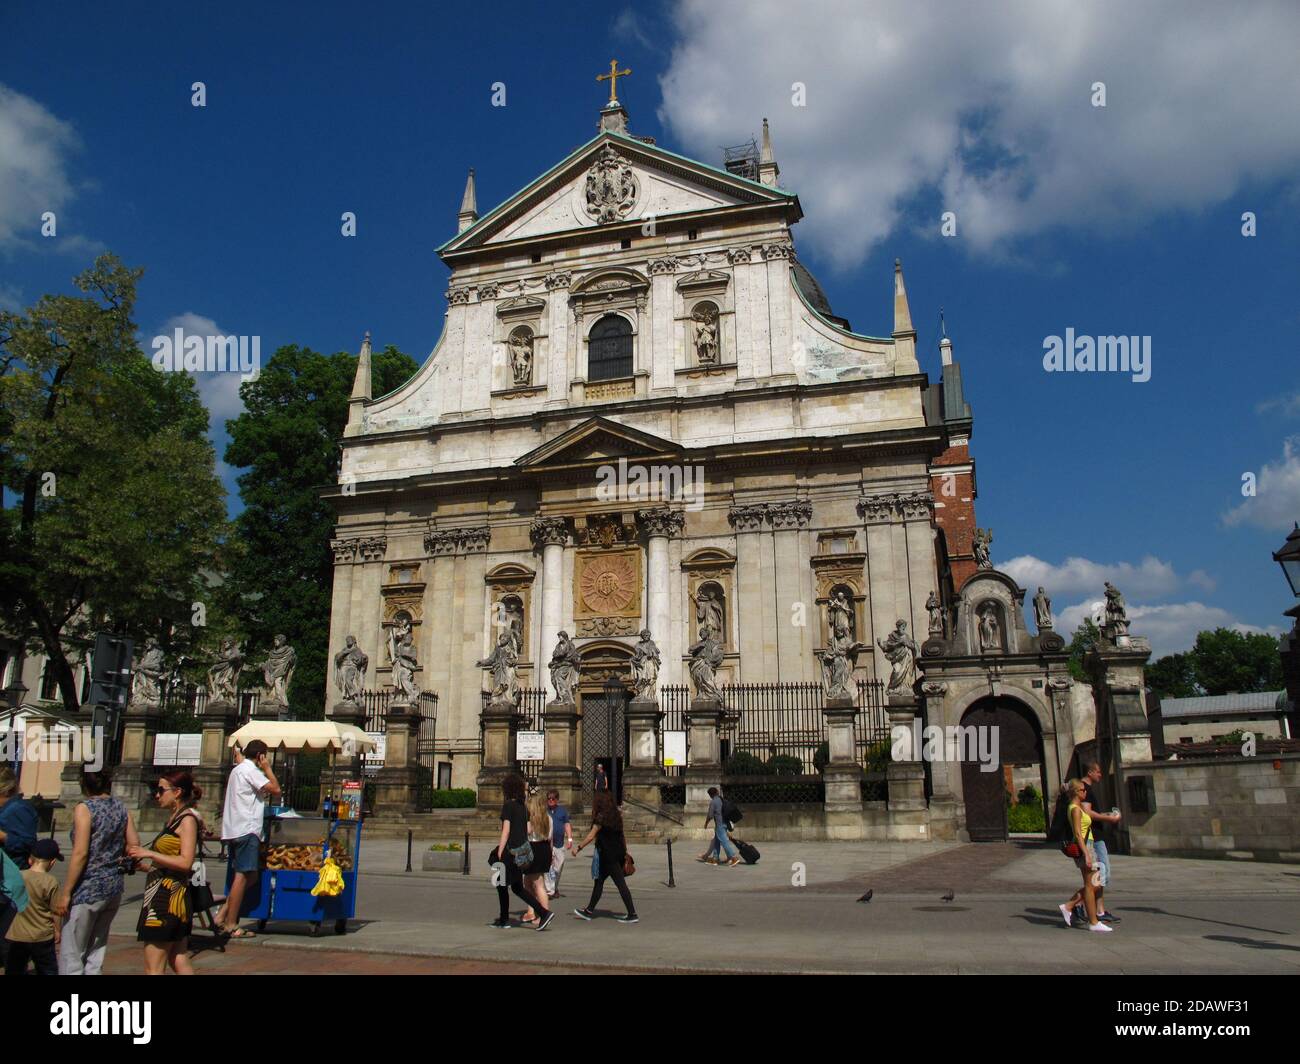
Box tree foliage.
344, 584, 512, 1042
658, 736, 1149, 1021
221, 343, 417, 719
0, 255, 226, 712
1066, 618, 1101, 681
1186, 627, 1283, 696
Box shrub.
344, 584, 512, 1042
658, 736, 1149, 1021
723, 751, 766, 775
1017, 783, 1041, 807
1008, 801, 1046, 833
428, 842, 464, 852
766, 754, 804, 776
864, 739, 893, 772
812, 741, 830, 772
425, 788, 477, 808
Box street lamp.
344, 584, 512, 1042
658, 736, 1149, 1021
1274, 523, 1300, 599
4, 679, 28, 712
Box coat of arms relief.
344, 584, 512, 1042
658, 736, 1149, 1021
583, 145, 639, 223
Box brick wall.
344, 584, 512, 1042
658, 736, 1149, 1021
930, 442, 978, 590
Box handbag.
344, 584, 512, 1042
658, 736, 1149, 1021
622, 851, 635, 877
590, 850, 600, 880
1061, 820, 1092, 860
508, 840, 534, 871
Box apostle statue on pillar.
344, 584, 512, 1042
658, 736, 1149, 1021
877, 620, 918, 696
688, 623, 725, 701
130, 638, 167, 709
260, 634, 297, 706
334, 635, 369, 703
631, 628, 661, 699
819, 595, 866, 699
207, 638, 244, 704
391, 631, 420, 704
1103, 581, 1130, 637
549, 631, 581, 705
478, 630, 520, 703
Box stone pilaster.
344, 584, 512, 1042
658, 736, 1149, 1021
638, 508, 684, 648
531, 517, 569, 700
537, 699, 581, 808
684, 697, 723, 812
476, 697, 519, 811
886, 694, 927, 813
1085, 635, 1153, 854
822, 695, 863, 812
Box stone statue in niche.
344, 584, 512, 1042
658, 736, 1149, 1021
692, 303, 719, 365
334, 636, 369, 703
630, 628, 662, 699
687, 623, 725, 701
820, 596, 866, 700
877, 620, 918, 695
477, 630, 520, 703
926, 591, 945, 636
509, 330, 533, 387
978, 604, 1001, 652
828, 587, 856, 642
1033, 587, 1054, 631
549, 631, 580, 704
695, 585, 725, 642
973, 528, 993, 569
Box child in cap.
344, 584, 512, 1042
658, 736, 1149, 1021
5, 838, 63, 975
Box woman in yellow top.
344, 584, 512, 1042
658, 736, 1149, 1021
129, 769, 203, 973
1058, 778, 1111, 933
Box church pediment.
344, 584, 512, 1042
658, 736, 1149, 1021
441, 132, 797, 257
516, 417, 681, 470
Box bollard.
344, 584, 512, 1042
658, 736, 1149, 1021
666, 837, 676, 888
463, 830, 471, 875
405, 829, 412, 873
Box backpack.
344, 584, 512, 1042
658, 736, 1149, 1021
735, 839, 760, 865
720, 798, 743, 825
1046, 792, 1071, 843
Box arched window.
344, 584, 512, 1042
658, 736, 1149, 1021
588, 315, 633, 381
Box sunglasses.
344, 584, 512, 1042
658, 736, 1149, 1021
153, 784, 176, 796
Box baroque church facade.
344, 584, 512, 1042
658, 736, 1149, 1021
325, 92, 979, 792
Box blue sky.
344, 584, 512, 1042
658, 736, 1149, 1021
3, 1, 1298, 656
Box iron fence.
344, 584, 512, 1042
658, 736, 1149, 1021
355, 689, 439, 813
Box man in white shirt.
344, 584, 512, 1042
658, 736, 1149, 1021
216, 740, 280, 937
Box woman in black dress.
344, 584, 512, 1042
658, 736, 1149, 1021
129, 770, 202, 974
492, 774, 554, 931
572, 791, 637, 923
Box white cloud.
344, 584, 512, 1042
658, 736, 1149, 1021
0, 84, 92, 252
153, 312, 251, 427
657, 0, 1300, 267
612, 8, 654, 50
1257, 391, 1300, 417
1056, 598, 1283, 658
1001, 553, 1193, 599
1222, 435, 1300, 530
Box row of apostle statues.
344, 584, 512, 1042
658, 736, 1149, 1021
129, 635, 297, 710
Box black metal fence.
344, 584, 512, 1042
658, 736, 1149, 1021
353, 689, 439, 813
657, 679, 890, 805
479, 687, 547, 790
157, 684, 260, 734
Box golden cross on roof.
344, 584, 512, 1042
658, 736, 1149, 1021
597, 59, 631, 105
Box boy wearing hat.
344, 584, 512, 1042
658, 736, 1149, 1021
5, 839, 63, 975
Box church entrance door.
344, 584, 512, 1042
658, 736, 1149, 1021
580, 679, 628, 803
959, 696, 1046, 842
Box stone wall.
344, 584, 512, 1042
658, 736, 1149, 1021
1125, 754, 1300, 861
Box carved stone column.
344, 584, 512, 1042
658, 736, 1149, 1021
638, 508, 684, 652
1085, 635, 1154, 854
537, 698, 581, 808
373, 705, 423, 816
822, 695, 863, 813
920, 680, 958, 838
684, 697, 723, 813
476, 698, 519, 811
326, 538, 358, 708
195, 698, 242, 826
531, 517, 569, 700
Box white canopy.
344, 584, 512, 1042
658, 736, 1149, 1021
226, 721, 377, 754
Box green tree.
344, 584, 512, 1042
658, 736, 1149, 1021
221, 344, 417, 719
1067, 617, 1101, 681
1144, 652, 1199, 700
0, 255, 226, 712
1188, 628, 1283, 695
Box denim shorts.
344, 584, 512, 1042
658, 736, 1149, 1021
228, 833, 262, 874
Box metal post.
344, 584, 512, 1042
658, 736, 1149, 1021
462, 830, 470, 875
405, 830, 412, 873
666, 837, 675, 888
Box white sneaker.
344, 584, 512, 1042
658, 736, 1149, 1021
1088, 922, 1113, 933
1058, 904, 1073, 927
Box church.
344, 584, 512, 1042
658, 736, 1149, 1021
324, 70, 984, 803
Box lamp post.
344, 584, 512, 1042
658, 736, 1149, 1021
1273, 523, 1300, 738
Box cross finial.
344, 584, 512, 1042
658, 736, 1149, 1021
597, 58, 631, 105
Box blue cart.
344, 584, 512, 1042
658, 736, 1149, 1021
227, 815, 362, 936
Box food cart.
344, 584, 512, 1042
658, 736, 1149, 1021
224, 721, 373, 935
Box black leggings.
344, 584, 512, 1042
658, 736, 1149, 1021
587, 861, 636, 916
496, 859, 548, 921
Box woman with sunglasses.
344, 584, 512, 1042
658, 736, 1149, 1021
128, 770, 203, 974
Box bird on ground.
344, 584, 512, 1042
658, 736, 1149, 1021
856, 890, 873, 903
941, 889, 955, 903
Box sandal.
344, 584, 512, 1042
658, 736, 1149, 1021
227, 927, 257, 939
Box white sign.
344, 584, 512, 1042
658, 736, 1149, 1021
363, 731, 387, 765
153, 733, 201, 767
516, 730, 545, 761
663, 730, 687, 767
